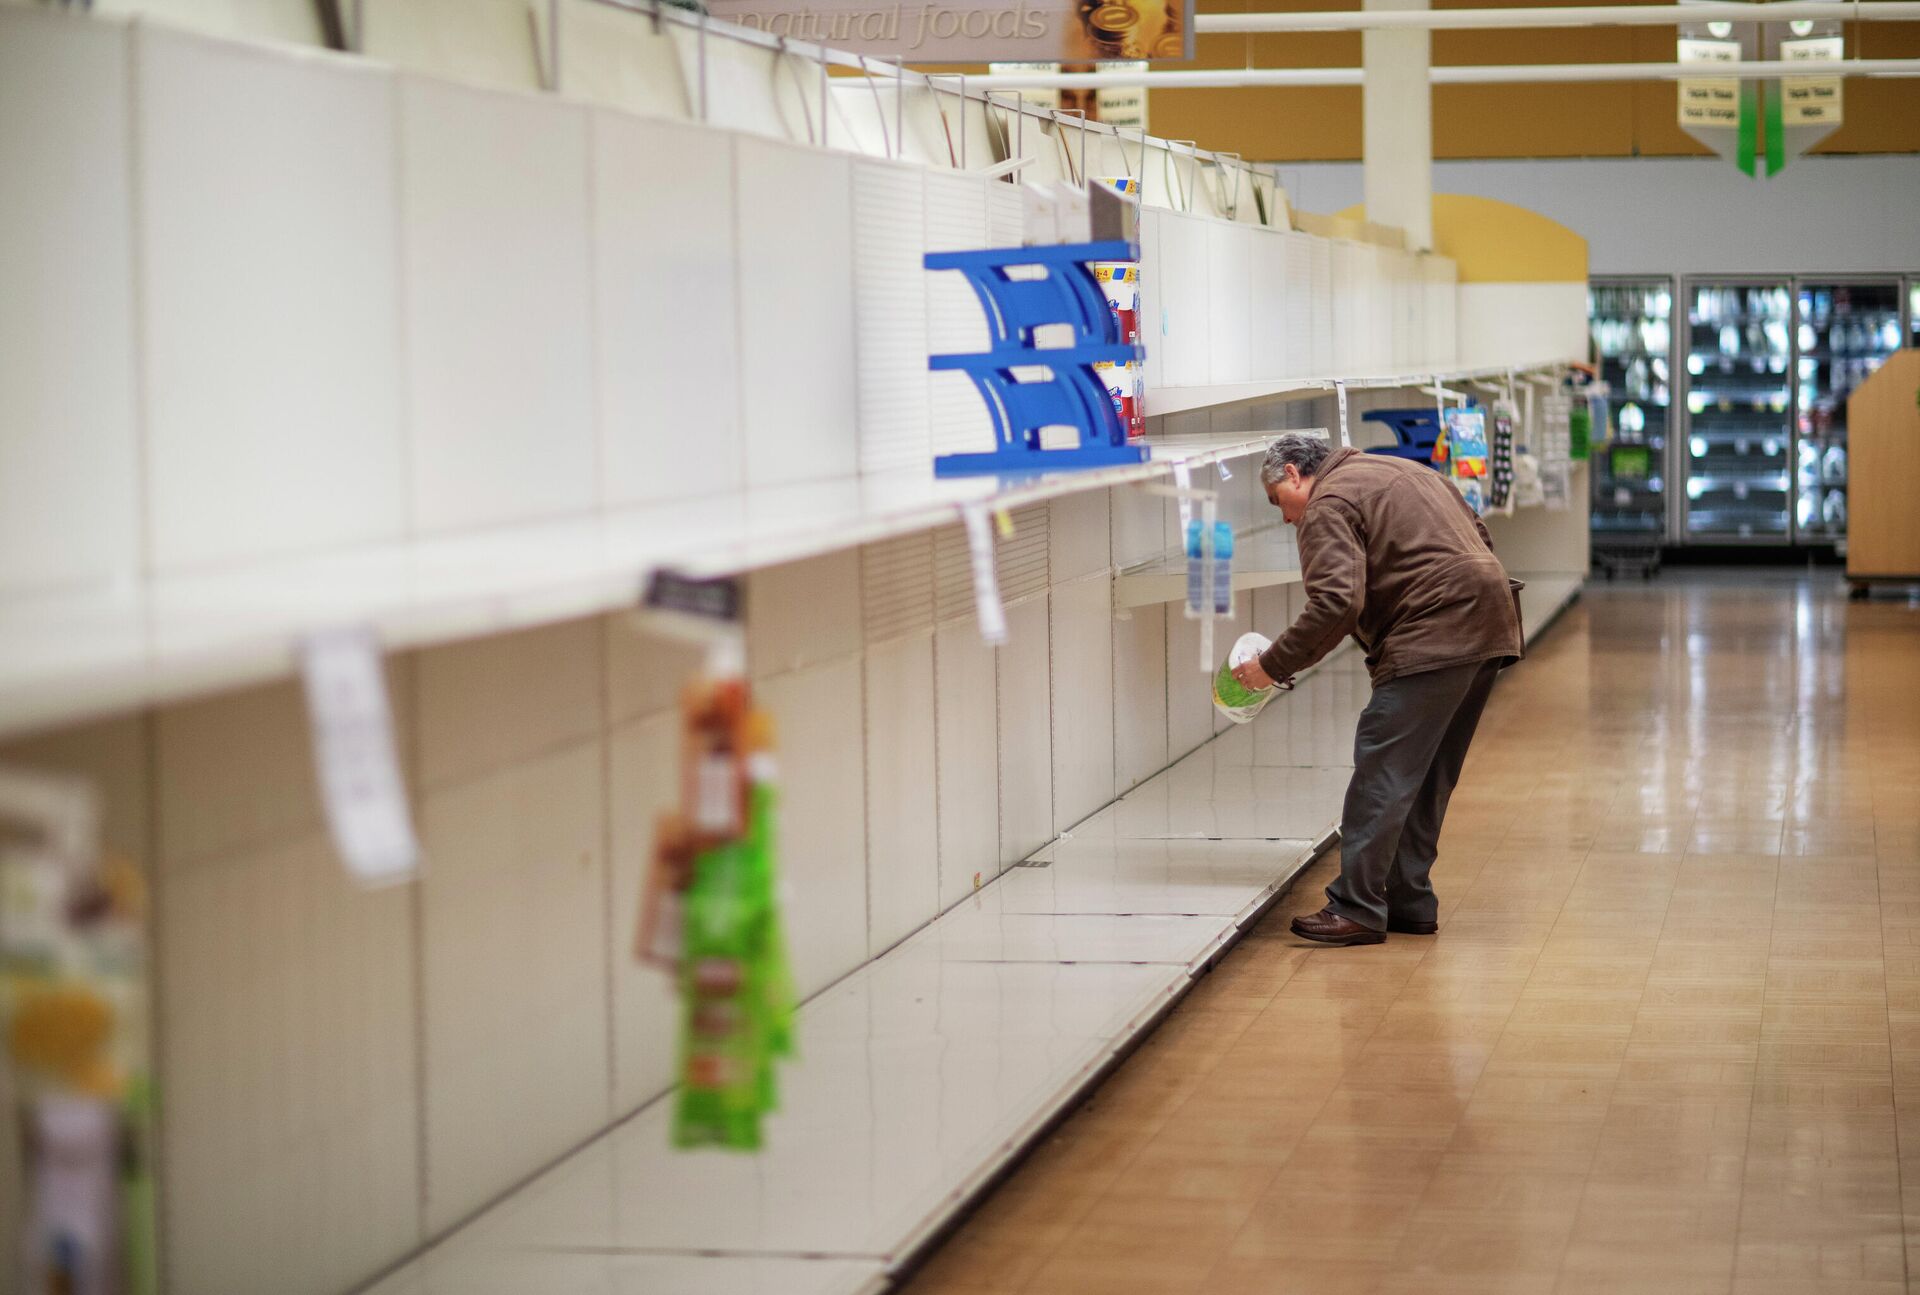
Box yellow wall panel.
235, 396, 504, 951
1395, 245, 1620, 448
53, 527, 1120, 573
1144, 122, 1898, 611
1337, 193, 1589, 281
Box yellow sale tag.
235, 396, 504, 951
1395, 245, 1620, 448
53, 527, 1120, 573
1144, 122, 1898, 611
993, 509, 1015, 539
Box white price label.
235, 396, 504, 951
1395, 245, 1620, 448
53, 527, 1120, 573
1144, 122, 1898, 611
1678, 37, 1739, 64
1172, 460, 1194, 531
301, 627, 421, 887
1782, 36, 1843, 63
961, 506, 1009, 647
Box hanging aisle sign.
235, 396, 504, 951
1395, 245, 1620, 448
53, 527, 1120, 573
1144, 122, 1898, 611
1675, 0, 1763, 176
1096, 72, 1150, 131
1676, 38, 1741, 129
703, 0, 1194, 61
1779, 35, 1844, 126
1677, 1, 1847, 178
1760, 23, 1844, 173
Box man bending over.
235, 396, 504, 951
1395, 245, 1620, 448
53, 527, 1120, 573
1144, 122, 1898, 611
1233, 433, 1524, 946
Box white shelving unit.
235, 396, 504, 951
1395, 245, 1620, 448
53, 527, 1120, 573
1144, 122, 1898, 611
1146, 361, 1563, 417
363, 574, 1584, 1295
366, 647, 1361, 1295
0, 9, 1591, 1295
0, 434, 1271, 741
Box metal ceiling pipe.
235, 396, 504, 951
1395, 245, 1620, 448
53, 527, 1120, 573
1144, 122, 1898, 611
966, 58, 1920, 90
1199, 1, 1920, 33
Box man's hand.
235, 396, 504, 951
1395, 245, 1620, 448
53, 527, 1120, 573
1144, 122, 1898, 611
1231, 656, 1276, 691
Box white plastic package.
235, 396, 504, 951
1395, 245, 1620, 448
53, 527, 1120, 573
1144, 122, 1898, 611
1212, 632, 1279, 725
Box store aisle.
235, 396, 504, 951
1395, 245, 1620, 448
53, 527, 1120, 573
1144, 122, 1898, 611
904, 571, 1920, 1295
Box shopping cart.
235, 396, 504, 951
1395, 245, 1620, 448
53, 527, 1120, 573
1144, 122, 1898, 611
1591, 441, 1663, 580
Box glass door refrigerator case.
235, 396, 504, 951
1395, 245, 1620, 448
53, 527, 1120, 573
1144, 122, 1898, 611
1682, 279, 1794, 542
1588, 277, 1673, 541
1794, 279, 1905, 545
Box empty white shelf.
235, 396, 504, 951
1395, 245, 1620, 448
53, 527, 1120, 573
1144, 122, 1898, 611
355, 565, 1593, 1295
1145, 359, 1574, 418
0, 433, 1272, 740
364, 656, 1365, 1295
1112, 523, 1304, 610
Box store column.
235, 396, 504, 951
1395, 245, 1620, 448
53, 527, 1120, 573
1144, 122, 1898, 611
1362, 0, 1432, 250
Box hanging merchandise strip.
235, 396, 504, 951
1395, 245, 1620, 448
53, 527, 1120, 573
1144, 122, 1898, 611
1334, 380, 1350, 447
1540, 391, 1574, 510
1489, 399, 1517, 513
300, 626, 420, 887
1445, 405, 1492, 516
1199, 545, 1214, 673
1173, 460, 1194, 530
962, 505, 1010, 646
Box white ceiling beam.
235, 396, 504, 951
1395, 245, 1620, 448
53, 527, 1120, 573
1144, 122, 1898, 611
966, 58, 1920, 90
1199, 2, 1920, 33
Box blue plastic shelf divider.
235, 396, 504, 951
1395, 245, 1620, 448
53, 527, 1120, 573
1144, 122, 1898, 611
1361, 407, 1446, 470
926, 240, 1151, 478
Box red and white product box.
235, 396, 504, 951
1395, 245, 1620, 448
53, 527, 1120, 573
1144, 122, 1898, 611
1092, 261, 1144, 441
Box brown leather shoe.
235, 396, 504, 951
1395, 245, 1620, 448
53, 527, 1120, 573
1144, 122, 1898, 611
1289, 907, 1386, 945
1388, 918, 1438, 935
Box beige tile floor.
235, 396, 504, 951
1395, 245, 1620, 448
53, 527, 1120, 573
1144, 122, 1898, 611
904, 573, 1920, 1295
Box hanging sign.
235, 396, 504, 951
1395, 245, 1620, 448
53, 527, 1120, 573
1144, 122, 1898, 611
1675, 0, 1764, 177
703, 0, 1194, 61
1677, 38, 1741, 128
301, 627, 421, 887
1096, 68, 1151, 131
960, 506, 1009, 646
1779, 36, 1844, 127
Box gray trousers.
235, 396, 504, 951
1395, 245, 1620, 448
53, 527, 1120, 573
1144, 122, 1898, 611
1326, 658, 1502, 931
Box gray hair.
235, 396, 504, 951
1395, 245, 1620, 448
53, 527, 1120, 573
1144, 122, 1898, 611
1260, 433, 1331, 487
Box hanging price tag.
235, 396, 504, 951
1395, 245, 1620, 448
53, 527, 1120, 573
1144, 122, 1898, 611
1198, 500, 1218, 672
301, 626, 421, 887
1334, 380, 1350, 448
1172, 460, 1194, 531
961, 506, 1009, 647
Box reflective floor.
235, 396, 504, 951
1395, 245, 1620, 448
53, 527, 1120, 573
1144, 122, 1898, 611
905, 570, 1920, 1295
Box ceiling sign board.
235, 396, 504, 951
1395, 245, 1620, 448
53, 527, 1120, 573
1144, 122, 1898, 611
1676, 3, 1760, 175
1677, 38, 1741, 128
1769, 30, 1844, 169
703, 0, 1194, 61
1780, 35, 1844, 125
1677, 0, 1846, 178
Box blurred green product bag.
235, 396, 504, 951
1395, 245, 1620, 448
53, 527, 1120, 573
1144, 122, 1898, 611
1213, 632, 1280, 724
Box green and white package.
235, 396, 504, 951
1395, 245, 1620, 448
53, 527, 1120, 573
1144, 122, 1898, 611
671, 743, 794, 1151
1212, 632, 1277, 725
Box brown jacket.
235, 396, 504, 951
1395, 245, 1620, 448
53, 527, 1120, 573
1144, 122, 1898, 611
1259, 447, 1525, 687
